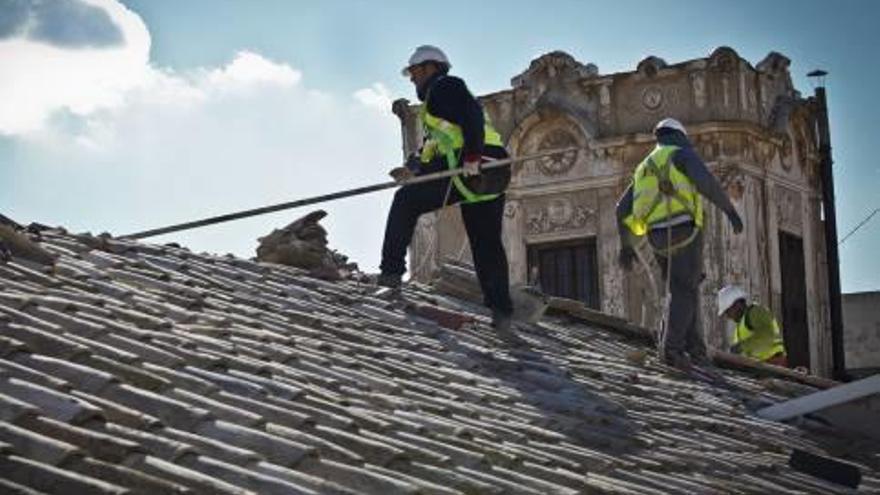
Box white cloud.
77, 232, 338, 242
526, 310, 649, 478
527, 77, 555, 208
0, 0, 403, 272
206, 50, 302, 90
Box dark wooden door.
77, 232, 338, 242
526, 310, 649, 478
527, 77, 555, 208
528, 238, 600, 309
779, 231, 810, 368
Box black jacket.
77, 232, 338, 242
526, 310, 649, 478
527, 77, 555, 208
415, 72, 510, 194
417, 73, 489, 160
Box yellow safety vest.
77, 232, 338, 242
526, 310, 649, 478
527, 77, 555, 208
734, 304, 786, 362
418, 94, 504, 204
623, 145, 703, 237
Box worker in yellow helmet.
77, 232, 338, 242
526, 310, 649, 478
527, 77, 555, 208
616, 118, 743, 370
377, 46, 514, 331
717, 285, 787, 366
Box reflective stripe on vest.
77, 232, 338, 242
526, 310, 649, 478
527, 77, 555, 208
418, 98, 504, 204
733, 305, 786, 362
623, 145, 704, 236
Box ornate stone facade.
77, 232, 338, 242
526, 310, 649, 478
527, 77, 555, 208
395, 48, 832, 376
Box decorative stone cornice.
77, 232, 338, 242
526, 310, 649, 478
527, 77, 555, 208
708, 46, 744, 72
511, 51, 598, 89
636, 56, 668, 78
757, 51, 791, 74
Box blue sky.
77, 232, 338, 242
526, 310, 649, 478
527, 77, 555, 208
1, 0, 878, 292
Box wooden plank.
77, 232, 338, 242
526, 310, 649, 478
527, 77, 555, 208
712, 352, 838, 390
547, 297, 654, 342
548, 295, 840, 390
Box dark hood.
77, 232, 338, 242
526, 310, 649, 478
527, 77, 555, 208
656, 129, 692, 148
416, 72, 445, 102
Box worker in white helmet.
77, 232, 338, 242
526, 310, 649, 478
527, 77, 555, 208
378, 45, 514, 332
616, 117, 744, 370
717, 285, 787, 365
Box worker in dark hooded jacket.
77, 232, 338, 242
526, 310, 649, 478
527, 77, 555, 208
377, 45, 515, 331
616, 118, 743, 369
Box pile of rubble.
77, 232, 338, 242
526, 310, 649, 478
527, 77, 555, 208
0, 215, 56, 267
255, 210, 359, 281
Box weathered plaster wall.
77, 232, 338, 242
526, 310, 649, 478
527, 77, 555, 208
843, 292, 880, 372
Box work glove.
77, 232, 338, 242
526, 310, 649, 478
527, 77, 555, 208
388, 167, 413, 183
618, 246, 636, 271
462, 154, 482, 177
728, 210, 744, 234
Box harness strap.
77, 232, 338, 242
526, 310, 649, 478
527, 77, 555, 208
645, 156, 700, 256
652, 226, 700, 256
643, 157, 697, 219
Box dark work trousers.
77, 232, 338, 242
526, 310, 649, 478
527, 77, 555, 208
649, 223, 707, 360
380, 177, 514, 316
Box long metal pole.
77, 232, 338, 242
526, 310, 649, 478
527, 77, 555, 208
815, 85, 846, 380
120, 147, 580, 240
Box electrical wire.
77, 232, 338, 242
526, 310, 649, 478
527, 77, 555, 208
839, 207, 880, 246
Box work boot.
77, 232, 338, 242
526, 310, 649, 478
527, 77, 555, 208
491, 310, 513, 332
492, 310, 526, 346
0, 240, 10, 263
662, 350, 692, 371
376, 273, 402, 289
688, 350, 713, 368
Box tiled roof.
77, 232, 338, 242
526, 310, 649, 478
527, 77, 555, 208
1, 228, 878, 494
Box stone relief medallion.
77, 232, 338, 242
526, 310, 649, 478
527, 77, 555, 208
641, 86, 663, 111
525, 195, 594, 235
533, 129, 580, 176
547, 198, 573, 226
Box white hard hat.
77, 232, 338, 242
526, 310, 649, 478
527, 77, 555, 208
717, 285, 748, 316
402, 45, 451, 76
654, 117, 687, 136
